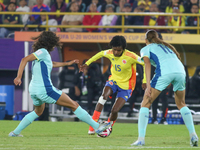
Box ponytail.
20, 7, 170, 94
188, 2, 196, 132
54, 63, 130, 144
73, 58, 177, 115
152, 37, 181, 60
146, 30, 181, 60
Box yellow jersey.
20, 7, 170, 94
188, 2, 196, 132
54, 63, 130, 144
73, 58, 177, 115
85, 49, 146, 90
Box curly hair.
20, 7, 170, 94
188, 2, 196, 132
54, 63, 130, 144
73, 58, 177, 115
109, 35, 127, 50
31, 31, 62, 52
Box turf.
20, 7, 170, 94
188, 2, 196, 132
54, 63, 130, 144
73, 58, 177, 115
0, 120, 199, 150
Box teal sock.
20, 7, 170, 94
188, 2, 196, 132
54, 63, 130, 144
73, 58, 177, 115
13, 111, 39, 135
74, 106, 99, 129
138, 107, 149, 138
180, 106, 195, 135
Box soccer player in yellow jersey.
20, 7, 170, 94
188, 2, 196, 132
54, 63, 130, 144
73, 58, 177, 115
80, 35, 147, 135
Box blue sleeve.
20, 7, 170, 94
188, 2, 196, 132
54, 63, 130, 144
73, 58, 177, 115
33, 49, 48, 61
140, 46, 150, 61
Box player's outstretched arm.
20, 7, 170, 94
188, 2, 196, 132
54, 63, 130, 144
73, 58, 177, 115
52, 59, 79, 68
14, 54, 37, 86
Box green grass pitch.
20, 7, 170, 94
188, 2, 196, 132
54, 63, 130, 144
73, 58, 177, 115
0, 120, 199, 150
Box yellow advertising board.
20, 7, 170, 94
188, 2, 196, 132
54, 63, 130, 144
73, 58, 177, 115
15, 32, 200, 45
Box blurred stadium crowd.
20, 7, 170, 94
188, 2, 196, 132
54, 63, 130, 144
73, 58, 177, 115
0, 0, 199, 38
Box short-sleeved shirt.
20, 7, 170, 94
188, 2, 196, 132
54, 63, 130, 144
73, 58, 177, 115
85, 49, 146, 90
32, 4, 50, 20
29, 48, 53, 95
140, 43, 185, 76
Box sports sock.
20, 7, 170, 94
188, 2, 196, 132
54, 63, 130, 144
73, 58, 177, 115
138, 107, 149, 138
89, 110, 101, 131
13, 111, 39, 135
180, 106, 196, 135
107, 118, 116, 126
74, 106, 99, 130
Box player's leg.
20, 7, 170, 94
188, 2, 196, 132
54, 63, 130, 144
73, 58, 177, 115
88, 85, 114, 134
151, 96, 159, 124
159, 89, 168, 124
173, 73, 198, 146
131, 88, 161, 146
9, 103, 45, 137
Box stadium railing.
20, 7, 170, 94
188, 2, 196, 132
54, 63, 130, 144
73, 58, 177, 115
0, 11, 200, 33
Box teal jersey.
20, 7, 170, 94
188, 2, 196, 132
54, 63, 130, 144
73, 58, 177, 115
29, 48, 53, 94
140, 43, 185, 76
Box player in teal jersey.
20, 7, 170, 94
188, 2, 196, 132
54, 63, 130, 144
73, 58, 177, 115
8, 31, 111, 137
131, 30, 198, 147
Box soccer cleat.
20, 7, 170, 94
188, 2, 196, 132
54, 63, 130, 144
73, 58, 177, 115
190, 135, 198, 147
159, 118, 168, 125
88, 130, 95, 135
8, 131, 23, 137
95, 121, 111, 134
131, 140, 145, 146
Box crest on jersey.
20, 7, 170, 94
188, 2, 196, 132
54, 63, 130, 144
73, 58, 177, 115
109, 81, 113, 85
122, 59, 127, 64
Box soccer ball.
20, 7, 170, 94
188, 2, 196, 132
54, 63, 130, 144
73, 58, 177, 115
97, 127, 112, 138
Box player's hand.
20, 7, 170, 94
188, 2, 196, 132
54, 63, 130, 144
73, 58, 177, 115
145, 87, 151, 98
14, 77, 22, 86
142, 83, 147, 90
79, 64, 88, 72
68, 59, 79, 65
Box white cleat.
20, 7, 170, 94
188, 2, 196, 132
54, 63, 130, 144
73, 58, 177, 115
131, 140, 145, 146
190, 135, 198, 147
88, 130, 95, 135
8, 131, 23, 137
95, 121, 111, 134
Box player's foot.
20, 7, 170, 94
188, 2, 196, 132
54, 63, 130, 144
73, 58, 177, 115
8, 131, 23, 137
95, 121, 111, 134
190, 134, 198, 147
88, 130, 95, 135
151, 119, 158, 124
131, 140, 145, 146
159, 118, 168, 125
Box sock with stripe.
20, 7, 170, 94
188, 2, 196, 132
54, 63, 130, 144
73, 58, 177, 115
13, 111, 39, 135
74, 106, 99, 130
89, 110, 101, 131
138, 107, 149, 139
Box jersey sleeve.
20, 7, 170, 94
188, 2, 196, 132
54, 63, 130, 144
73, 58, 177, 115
85, 50, 110, 66
33, 48, 48, 61
140, 46, 150, 61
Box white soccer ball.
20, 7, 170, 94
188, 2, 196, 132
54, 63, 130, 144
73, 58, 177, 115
97, 127, 112, 138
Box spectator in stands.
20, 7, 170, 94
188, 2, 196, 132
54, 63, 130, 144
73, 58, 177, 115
100, 0, 118, 12
116, 0, 127, 12
16, 0, 30, 25
158, 0, 170, 12
31, 0, 50, 21
50, 0, 67, 25
0, 2, 22, 38
29, 0, 51, 8
130, 1, 145, 33
86, 0, 102, 12
5, 0, 19, 11
185, 4, 199, 34
0, 2, 5, 24
165, 0, 185, 13
61, 1, 84, 32
25, 9, 58, 32
116, 3, 133, 32
132, 0, 152, 12
98, 4, 118, 32
0, 2, 5, 10
167, 5, 185, 33
66, 0, 86, 12
144, 2, 167, 33
82, 3, 102, 32
184, 0, 199, 13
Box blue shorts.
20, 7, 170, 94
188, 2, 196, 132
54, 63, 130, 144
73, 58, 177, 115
151, 73, 186, 92
31, 86, 62, 106
105, 80, 132, 101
